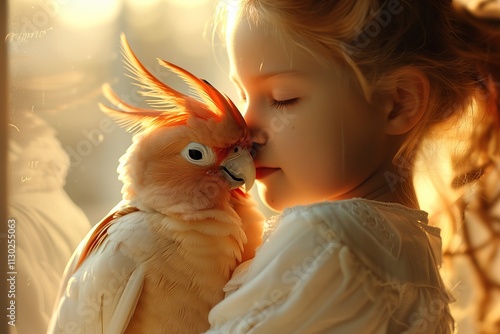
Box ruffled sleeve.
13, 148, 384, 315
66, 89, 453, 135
206, 200, 455, 334
207, 209, 394, 333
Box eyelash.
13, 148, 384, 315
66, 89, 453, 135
237, 91, 299, 110
271, 98, 299, 109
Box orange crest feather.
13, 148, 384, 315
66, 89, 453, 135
99, 33, 246, 132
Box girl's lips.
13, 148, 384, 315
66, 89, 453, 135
256, 167, 279, 179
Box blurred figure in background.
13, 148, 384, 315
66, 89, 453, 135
8, 112, 91, 333
7, 1, 121, 332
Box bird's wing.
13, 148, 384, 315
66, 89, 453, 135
47, 207, 152, 334
50, 204, 136, 311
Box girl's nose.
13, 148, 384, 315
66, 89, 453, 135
249, 127, 271, 159
245, 115, 270, 152
243, 101, 269, 145
250, 128, 270, 146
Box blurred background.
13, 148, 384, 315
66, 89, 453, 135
5, 0, 500, 333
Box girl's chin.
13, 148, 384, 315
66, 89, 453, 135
256, 180, 325, 212
256, 181, 287, 213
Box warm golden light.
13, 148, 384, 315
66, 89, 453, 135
59, 0, 122, 29
165, 0, 211, 7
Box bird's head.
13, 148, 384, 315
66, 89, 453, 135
100, 34, 254, 214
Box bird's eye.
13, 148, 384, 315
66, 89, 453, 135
181, 142, 216, 166
188, 149, 203, 160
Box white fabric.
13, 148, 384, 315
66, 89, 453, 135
206, 198, 454, 333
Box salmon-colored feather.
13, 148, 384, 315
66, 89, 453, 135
221, 89, 248, 133
158, 60, 248, 131
99, 83, 188, 132
99, 34, 247, 132
156, 59, 226, 118
74, 207, 140, 271
119, 34, 193, 113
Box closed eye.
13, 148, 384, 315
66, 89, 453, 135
271, 98, 299, 109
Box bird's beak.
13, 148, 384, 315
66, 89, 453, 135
221, 148, 255, 192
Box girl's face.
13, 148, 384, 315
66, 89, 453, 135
227, 16, 393, 211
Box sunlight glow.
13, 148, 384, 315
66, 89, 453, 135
165, 0, 211, 8
59, 0, 122, 29
126, 0, 162, 8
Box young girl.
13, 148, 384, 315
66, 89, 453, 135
205, 0, 499, 333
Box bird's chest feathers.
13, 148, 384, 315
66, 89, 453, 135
124, 212, 244, 326
132, 212, 242, 280
142, 213, 244, 273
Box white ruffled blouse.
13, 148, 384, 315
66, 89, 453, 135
206, 198, 454, 333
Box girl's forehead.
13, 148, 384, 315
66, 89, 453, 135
227, 16, 313, 78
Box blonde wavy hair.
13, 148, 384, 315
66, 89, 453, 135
214, 0, 500, 331
214, 0, 492, 163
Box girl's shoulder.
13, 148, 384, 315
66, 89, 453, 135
264, 198, 444, 287
217, 199, 454, 333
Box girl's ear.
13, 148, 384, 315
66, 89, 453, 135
380, 67, 430, 135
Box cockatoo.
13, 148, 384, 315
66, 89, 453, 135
47, 34, 264, 334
